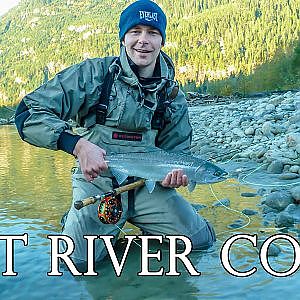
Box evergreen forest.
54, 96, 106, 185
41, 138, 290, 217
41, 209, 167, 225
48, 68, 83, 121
0, 0, 299, 107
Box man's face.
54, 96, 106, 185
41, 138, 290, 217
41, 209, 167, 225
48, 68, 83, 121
122, 25, 163, 71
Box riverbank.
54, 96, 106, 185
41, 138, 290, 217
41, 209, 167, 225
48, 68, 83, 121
2, 91, 299, 228
188, 90, 300, 229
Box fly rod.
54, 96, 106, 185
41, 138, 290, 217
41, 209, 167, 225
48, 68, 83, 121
74, 178, 145, 210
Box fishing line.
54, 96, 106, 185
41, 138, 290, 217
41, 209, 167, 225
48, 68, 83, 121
239, 163, 300, 187
114, 223, 142, 249
208, 184, 251, 237
215, 152, 242, 165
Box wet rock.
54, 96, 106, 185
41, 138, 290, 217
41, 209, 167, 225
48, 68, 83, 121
257, 188, 268, 196
291, 186, 300, 202
213, 198, 230, 207
264, 191, 294, 211
278, 173, 299, 180
227, 223, 243, 229
289, 165, 300, 173
233, 219, 244, 224
191, 203, 207, 211
241, 192, 257, 197
261, 204, 279, 214
263, 212, 277, 222
267, 160, 284, 174
286, 133, 300, 148
257, 239, 281, 257
284, 204, 300, 222
275, 212, 294, 227
242, 208, 259, 215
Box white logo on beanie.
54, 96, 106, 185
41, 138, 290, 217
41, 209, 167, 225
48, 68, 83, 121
139, 11, 158, 22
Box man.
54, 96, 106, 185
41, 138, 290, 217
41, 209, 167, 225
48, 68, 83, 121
15, 0, 216, 267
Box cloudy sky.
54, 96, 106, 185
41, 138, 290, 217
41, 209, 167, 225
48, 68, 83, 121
0, 0, 20, 16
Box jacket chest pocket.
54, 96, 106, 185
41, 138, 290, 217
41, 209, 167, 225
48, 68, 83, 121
106, 82, 156, 131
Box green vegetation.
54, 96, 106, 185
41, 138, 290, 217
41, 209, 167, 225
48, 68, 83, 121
0, 0, 299, 106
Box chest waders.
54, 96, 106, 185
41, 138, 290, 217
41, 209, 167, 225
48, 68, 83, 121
86, 57, 179, 223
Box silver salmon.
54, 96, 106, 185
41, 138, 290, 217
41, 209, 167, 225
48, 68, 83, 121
106, 150, 228, 193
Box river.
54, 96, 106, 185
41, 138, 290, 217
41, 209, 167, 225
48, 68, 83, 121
0, 125, 299, 300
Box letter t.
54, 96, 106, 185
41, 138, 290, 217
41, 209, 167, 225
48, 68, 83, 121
0, 233, 28, 276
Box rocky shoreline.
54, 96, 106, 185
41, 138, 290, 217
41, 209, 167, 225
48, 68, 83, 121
188, 90, 300, 231
1, 90, 300, 230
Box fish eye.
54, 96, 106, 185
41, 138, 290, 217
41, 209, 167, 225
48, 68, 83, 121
214, 171, 222, 177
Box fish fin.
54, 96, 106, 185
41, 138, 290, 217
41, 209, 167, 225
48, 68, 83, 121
110, 168, 127, 185
188, 181, 196, 192
145, 180, 156, 193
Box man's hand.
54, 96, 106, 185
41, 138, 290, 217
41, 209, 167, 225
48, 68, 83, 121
73, 138, 108, 182
161, 169, 188, 188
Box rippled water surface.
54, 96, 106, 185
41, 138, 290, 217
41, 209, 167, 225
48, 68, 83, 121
1, 126, 299, 300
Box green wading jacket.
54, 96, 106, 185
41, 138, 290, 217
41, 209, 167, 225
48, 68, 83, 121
15, 47, 192, 156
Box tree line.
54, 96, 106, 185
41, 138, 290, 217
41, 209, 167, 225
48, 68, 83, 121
0, 0, 299, 106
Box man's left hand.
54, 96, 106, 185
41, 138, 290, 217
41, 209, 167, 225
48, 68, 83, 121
161, 169, 189, 188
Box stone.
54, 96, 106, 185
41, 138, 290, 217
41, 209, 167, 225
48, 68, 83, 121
244, 127, 255, 135
278, 173, 299, 180
227, 223, 243, 229
291, 186, 300, 202
261, 204, 279, 214
257, 188, 268, 196
261, 121, 273, 138
265, 103, 276, 112
290, 165, 300, 173
232, 127, 244, 138
267, 160, 284, 174
281, 104, 295, 111
263, 212, 277, 222
264, 191, 294, 211
191, 203, 207, 211
286, 133, 300, 148
275, 212, 294, 227
241, 192, 257, 197
257, 239, 281, 257
213, 198, 230, 207
284, 204, 300, 222
242, 208, 258, 215
269, 95, 284, 106
271, 124, 287, 135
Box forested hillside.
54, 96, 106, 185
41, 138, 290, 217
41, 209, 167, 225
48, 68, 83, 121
0, 0, 299, 106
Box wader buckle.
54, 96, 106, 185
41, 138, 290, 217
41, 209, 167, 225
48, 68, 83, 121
96, 104, 108, 125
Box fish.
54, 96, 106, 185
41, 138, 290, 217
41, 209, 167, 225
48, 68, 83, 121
106, 150, 228, 193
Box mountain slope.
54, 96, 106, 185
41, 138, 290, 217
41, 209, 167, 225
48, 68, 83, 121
0, 0, 299, 106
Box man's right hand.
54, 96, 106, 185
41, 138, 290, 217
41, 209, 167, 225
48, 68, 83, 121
73, 138, 108, 182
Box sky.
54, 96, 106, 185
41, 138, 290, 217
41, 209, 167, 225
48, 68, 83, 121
0, 0, 20, 16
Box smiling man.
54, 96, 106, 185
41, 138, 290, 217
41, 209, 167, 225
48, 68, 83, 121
15, 0, 216, 269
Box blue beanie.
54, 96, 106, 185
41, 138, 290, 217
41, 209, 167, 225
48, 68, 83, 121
119, 0, 167, 44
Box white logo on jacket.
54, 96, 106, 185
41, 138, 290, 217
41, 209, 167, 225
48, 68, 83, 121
139, 11, 158, 22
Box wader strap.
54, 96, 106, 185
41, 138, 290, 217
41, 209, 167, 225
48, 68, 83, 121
96, 57, 119, 125
127, 176, 135, 217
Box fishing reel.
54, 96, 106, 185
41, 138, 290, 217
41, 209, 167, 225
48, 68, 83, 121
97, 191, 122, 224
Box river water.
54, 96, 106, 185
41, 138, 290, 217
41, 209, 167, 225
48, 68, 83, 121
0, 125, 299, 300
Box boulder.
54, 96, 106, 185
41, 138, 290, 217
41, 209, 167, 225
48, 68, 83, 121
278, 173, 299, 180
275, 212, 294, 227
264, 191, 294, 211
291, 186, 300, 202
267, 160, 284, 174
213, 198, 230, 207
